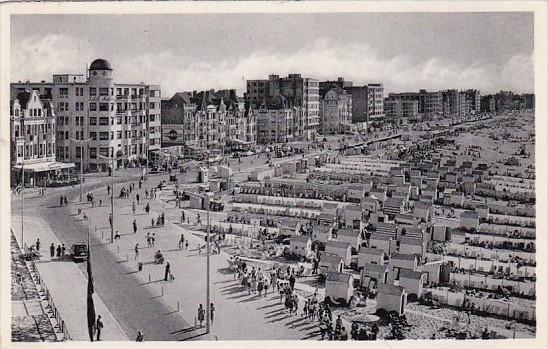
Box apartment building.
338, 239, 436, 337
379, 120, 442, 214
245, 74, 319, 140
11, 58, 161, 172
10, 90, 61, 186
319, 87, 352, 134
256, 95, 295, 144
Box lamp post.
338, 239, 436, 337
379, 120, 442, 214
69, 137, 92, 202
98, 152, 123, 243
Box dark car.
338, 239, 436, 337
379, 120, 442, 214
71, 243, 88, 262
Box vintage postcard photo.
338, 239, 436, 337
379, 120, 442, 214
1, 1, 546, 348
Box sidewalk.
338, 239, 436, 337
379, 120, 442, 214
11, 214, 128, 341
79, 181, 324, 340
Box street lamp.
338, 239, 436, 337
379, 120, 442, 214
69, 137, 92, 202
98, 151, 125, 243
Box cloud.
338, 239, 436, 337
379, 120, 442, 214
11, 34, 94, 82
12, 35, 534, 96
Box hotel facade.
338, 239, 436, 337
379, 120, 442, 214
11, 58, 161, 172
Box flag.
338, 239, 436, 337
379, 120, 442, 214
87, 239, 96, 341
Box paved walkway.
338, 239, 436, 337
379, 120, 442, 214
77, 181, 326, 340
12, 215, 128, 341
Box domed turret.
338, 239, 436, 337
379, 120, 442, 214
90, 58, 112, 71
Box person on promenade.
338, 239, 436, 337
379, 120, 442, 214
59, 195, 63, 207
289, 273, 296, 291
164, 261, 171, 281
151, 218, 155, 227
95, 315, 103, 341
109, 214, 113, 229
198, 244, 202, 255
35, 239, 40, 253
135, 243, 139, 260
146, 233, 151, 247
197, 304, 205, 327
56, 245, 61, 259
152, 233, 155, 247
178, 234, 185, 250
135, 330, 144, 341
180, 210, 185, 223
136, 193, 140, 205
132, 201, 136, 215
107, 185, 110, 195
145, 202, 150, 214
61, 244, 66, 260
50, 243, 55, 258
133, 220, 138, 234
210, 303, 215, 326
185, 240, 189, 250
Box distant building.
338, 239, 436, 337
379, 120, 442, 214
246, 74, 319, 140
319, 87, 352, 134
12, 58, 161, 172
348, 83, 384, 124
256, 96, 295, 144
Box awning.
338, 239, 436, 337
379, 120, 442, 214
13, 161, 75, 172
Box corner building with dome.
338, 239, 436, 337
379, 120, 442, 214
11, 58, 161, 172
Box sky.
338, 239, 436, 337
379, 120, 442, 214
11, 12, 534, 97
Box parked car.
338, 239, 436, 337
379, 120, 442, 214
71, 242, 88, 262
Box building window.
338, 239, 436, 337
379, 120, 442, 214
89, 147, 97, 159
59, 88, 68, 96
99, 103, 109, 111
99, 117, 109, 126
99, 132, 109, 140
99, 88, 109, 96
99, 147, 109, 157
90, 132, 97, 140
90, 87, 97, 96
89, 103, 97, 111
117, 131, 122, 139
89, 117, 97, 125
150, 102, 155, 109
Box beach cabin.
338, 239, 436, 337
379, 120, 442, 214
343, 204, 363, 230
397, 269, 427, 299
389, 253, 419, 271
336, 228, 361, 251
369, 233, 393, 256
278, 218, 302, 236
413, 202, 432, 222
360, 263, 389, 289
319, 253, 344, 274
399, 237, 426, 258
358, 247, 386, 268
311, 224, 333, 243
325, 240, 353, 265
290, 235, 312, 257
376, 284, 407, 316
432, 225, 449, 242
325, 272, 354, 303
460, 210, 480, 231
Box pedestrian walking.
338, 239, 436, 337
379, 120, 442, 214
50, 243, 55, 258
180, 210, 185, 223
145, 202, 150, 214
133, 219, 138, 234
56, 244, 61, 259
164, 261, 170, 281
146, 233, 151, 247
64, 196, 68, 206
178, 234, 185, 250
132, 201, 136, 215
61, 244, 66, 260
107, 185, 110, 195
185, 240, 189, 250
210, 303, 215, 326
59, 195, 63, 207
152, 233, 155, 247
135, 330, 144, 342
109, 213, 113, 228
95, 315, 104, 341
198, 304, 205, 327
135, 243, 139, 260
198, 244, 202, 255
35, 239, 40, 253
136, 193, 140, 205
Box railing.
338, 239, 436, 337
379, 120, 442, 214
29, 261, 72, 341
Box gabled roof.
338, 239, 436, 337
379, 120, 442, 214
291, 235, 311, 244
461, 210, 479, 219
15, 91, 31, 109
326, 240, 352, 250
400, 237, 423, 246
378, 283, 405, 296
359, 247, 385, 256
326, 271, 352, 283
362, 263, 388, 274
399, 269, 425, 280
337, 228, 360, 238
370, 233, 392, 241
320, 253, 344, 265
391, 253, 417, 261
